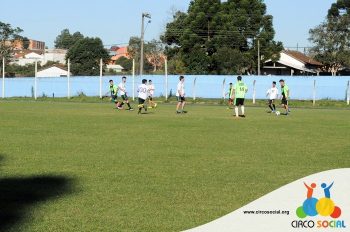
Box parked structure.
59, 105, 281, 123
262, 50, 323, 76
36, 66, 71, 77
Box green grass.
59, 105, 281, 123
2, 96, 350, 108
0, 101, 349, 232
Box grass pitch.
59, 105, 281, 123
0, 101, 349, 231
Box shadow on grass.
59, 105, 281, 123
0, 155, 75, 231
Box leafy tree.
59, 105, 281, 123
0, 21, 24, 67
22, 36, 30, 49
115, 56, 133, 71
66, 37, 110, 76
162, 0, 282, 75
145, 40, 165, 72
127, 36, 154, 74
309, 0, 350, 75
54, 29, 84, 49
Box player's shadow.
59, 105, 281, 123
0, 155, 75, 231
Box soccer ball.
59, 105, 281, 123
275, 111, 281, 116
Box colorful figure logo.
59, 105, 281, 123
296, 182, 342, 219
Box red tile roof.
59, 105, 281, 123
284, 50, 323, 66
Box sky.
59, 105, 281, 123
0, 0, 336, 49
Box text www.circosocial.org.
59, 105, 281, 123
243, 210, 290, 215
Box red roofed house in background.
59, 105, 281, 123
109, 46, 129, 64
263, 50, 323, 76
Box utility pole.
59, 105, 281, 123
257, 39, 261, 76
140, 13, 151, 76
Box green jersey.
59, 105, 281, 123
233, 81, 248, 98
110, 84, 118, 96
281, 84, 289, 98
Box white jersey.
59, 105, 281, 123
148, 84, 155, 96
118, 82, 126, 95
266, 87, 279, 100
176, 81, 185, 97
138, 84, 148, 100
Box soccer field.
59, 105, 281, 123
0, 101, 349, 232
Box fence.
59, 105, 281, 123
1, 75, 350, 104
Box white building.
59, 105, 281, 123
42, 49, 67, 65
106, 64, 124, 73
262, 50, 323, 76
12, 49, 67, 66
37, 66, 71, 77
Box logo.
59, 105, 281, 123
296, 182, 341, 219
291, 181, 346, 229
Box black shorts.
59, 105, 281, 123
177, 96, 185, 102
148, 96, 153, 101
138, 98, 145, 105
281, 98, 288, 105
268, 99, 275, 104
111, 95, 117, 102
121, 94, 128, 101
235, 98, 245, 106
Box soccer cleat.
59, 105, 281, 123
176, 111, 182, 114
148, 106, 153, 109
128, 108, 134, 111
117, 107, 123, 110
240, 115, 246, 118
182, 110, 188, 114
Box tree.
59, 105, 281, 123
54, 29, 84, 49
115, 56, 133, 71
66, 37, 110, 76
161, 0, 282, 74
127, 36, 154, 74
309, 0, 350, 75
0, 21, 24, 66
145, 40, 165, 72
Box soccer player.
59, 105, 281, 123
117, 76, 134, 111
231, 76, 248, 118
279, 79, 290, 115
147, 80, 157, 108
108, 80, 118, 108
176, 76, 187, 114
266, 81, 279, 113
137, 79, 148, 114
226, 83, 233, 109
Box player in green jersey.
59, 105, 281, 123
231, 76, 248, 118
108, 80, 119, 108
279, 79, 290, 115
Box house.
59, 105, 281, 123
37, 66, 71, 77
106, 64, 124, 73
42, 49, 67, 65
12, 49, 67, 66
12, 51, 44, 66
109, 46, 129, 64
262, 50, 323, 76
11, 39, 45, 51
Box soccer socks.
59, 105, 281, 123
241, 106, 245, 115
127, 103, 132, 109
272, 104, 276, 111
269, 105, 273, 111
234, 107, 239, 117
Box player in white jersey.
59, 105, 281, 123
147, 80, 157, 109
266, 81, 279, 113
137, 79, 149, 114
176, 76, 187, 114
117, 76, 133, 111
